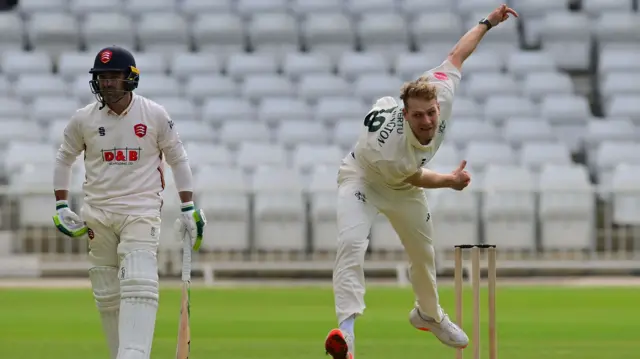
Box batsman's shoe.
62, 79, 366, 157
324, 328, 354, 359
409, 308, 469, 349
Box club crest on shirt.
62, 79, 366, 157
134, 123, 147, 138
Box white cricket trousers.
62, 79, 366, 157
82, 204, 161, 267
334, 166, 443, 324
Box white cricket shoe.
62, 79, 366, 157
409, 308, 469, 349
324, 328, 354, 359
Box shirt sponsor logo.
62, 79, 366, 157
101, 147, 141, 165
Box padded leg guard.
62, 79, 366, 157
89, 266, 121, 359
117, 250, 159, 359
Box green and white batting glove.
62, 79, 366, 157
52, 200, 88, 238
176, 201, 206, 251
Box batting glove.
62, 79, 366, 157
176, 201, 206, 251
52, 200, 88, 238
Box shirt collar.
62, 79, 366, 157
105, 93, 136, 117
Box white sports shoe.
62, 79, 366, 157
409, 308, 469, 349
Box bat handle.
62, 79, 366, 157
181, 230, 192, 282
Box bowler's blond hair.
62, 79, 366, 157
399, 77, 438, 109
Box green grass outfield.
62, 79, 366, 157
1, 283, 639, 359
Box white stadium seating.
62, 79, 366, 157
1, 0, 639, 277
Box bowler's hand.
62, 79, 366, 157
486, 4, 519, 27
450, 160, 471, 191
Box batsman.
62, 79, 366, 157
51, 45, 206, 359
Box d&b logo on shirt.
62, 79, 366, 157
101, 147, 142, 165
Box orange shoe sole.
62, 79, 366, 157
324, 329, 353, 359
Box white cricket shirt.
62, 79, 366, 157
55, 94, 188, 216
341, 60, 462, 190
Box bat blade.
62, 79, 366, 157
176, 281, 191, 359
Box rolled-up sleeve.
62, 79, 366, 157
157, 106, 193, 192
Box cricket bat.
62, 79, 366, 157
176, 229, 192, 359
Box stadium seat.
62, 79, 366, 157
219, 121, 271, 148
14, 74, 68, 101
460, 51, 504, 76
394, 52, 444, 81
47, 119, 70, 146
192, 14, 246, 57
0, 97, 28, 119
4, 141, 55, 174
180, 0, 233, 17
248, 13, 299, 56
594, 141, 640, 187
370, 212, 404, 252
1, 51, 52, 81
252, 166, 307, 251
538, 164, 596, 250
447, 119, 500, 149
520, 142, 573, 172
598, 49, 640, 82
184, 143, 234, 169
540, 94, 591, 126
512, 0, 568, 47
292, 144, 342, 173
0, 121, 44, 144
153, 97, 198, 122
605, 95, 640, 124
195, 166, 251, 251
522, 72, 574, 102
600, 72, 640, 108
457, 0, 503, 19
298, 74, 352, 104
484, 95, 537, 125
19, 0, 67, 15
333, 121, 361, 150
506, 51, 557, 79
124, 0, 175, 15
429, 143, 462, 168
258, 97, 311, 125
69, 0, 121, 15
71, 75, 94, 104
82, 13, 136, 54
11, 163, 56, 227
0, 12, 25, 53
282, 52, 333, 81
432, 188, 481, 249
539, 12, 591, 71
465, 73, 519, 102
451, 97, 481, 118
347, 0, 396, 14
307, 165, 339, 251
184, 75, 239, 103
502, 118, 557, 148
27, 13, 80, 56
0, 77, 11, 97
236, 142, 287, 170
464, 10, 520, 56
291, 0, 342, 16
464, 141, 516, 173
354, 74, 403, 105
137, 13, 190, 55
338, 51, 390, 81
134, 52, 169, 74
201, 98, 255, 125
301, 13, 356, 60
277, 120, 328, 147
582, 118, 637, 162
134, 75, 182, 98
357, 13, 409, 58
226, 52, 279, 81
401, 0, 456, 15
315, 98, 368, 125
411, 12, 463, 53
31, 97, 79, 122
481, 164, 537, 250
610, 164, 640, 225
58, 52, 95, 81
583, 0, 634, 17
594, 12, 640, 49
168, 120, 213, 142
241, 74, 295, 103
237, 0, 288, 17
